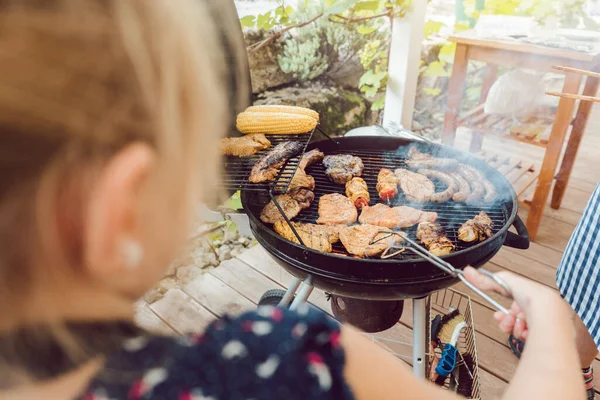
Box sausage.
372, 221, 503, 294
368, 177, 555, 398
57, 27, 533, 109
456, 164, 485, 203
418, 169, 457, 203
482, 179, 497, 202
450, 171, 471, 203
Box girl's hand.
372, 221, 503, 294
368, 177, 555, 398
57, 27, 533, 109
463, 267, 563, 341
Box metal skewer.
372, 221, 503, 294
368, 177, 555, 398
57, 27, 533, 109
370, 230, 513, 313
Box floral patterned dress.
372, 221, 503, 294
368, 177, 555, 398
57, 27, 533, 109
80, 305, 354, 400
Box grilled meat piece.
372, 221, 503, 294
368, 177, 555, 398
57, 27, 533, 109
406, 148, 459, 171
260, 194, 301, 224
339, 224, 404, 258
418, 169, 457, 203
455, 164, 495, 203
394, 168, 435, 202
416, 221, 455, 256
249, 141, 303, 183
289, 187, 314, 209
450, 171, 471, 203
376, 168, 399, 201
358, 204, 438, 229
345, 177, 370, 209
316, 193, 358, 225
322, 154, 364, 184
286, 148, 324, 209
298, 148, 325, 170
273, 221, 333, 253
458, 211, 493, 243
482, 178, 497, 202
221, 134, 271, 157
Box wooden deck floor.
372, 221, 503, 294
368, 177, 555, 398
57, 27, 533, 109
136, 106, 600, 399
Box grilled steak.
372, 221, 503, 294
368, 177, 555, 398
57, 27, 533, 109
450, 171, 471, 203
322, 154, 364, 184
273, 221, 333, 253
416, 221, 455, 256
249, 141, 303, 183
406, 147, 459, 171
339, 224, 404, 258
359, 203, 437, 229
376, 168, 399, 201
458, 211, 493, 242
221, 134, 271, 157
298, 148, 325, 170
394, 168, 435, 202
316, 193, 358, 225
287, 148, 324, 208
417, 169, 457, 203
260, 194, 302, 224
345, 177, 370, 208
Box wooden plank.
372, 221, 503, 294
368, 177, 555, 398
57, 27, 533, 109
134, 302, 176, 336
150, 288, 216, 335
519, 207, 574, 251
183, 272, 255, 317
489, 248, 558, 288
553, 64, 600, 79
503, 241, 564, 269
210, 258, 284, 303
442, 43, 469, 146
506, 163, 535, 185
449, 32, 595, 61
497, 159, 521, 176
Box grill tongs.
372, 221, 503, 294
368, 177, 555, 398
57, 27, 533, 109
371, 231, 513, 314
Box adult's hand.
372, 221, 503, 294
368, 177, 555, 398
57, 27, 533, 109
463, 267, 565, 341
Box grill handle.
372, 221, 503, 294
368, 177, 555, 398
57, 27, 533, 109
502, 215, 530, 250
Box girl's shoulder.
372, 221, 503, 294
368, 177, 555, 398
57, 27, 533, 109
82, 306, 354, 400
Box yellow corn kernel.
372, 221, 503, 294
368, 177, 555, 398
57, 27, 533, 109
236, 111, 317, 135
245, 105, 319, 122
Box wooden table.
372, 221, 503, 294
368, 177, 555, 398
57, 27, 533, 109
442, 31, 599, 240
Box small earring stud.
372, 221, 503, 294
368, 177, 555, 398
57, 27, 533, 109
122, 240, 144, 269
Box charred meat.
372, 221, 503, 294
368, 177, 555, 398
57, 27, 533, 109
273, 221, 333, 253
406, 147, 459, 171
376, 168, 399, 201
417, 169, 457, 203
249, 141, 303, 183
260, 194, 302, 224
322, 154, 364, 184
416, 221, 455, 256
394, 168, 435, 202
221, 134, 271, 157
298, 148, 325, 171
458, 211, 493, 243
345, 177, 370, 209
339, 224, 404, 258
358, 203, 438, 229
316, 193, 358, 225
450, 171, 471, 203
286, 148, 324, 208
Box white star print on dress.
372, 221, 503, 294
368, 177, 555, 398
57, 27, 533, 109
251, 321, 273, 336
255, 355, 280, 379
122, 336, 150, 352
221, 340, 248, 359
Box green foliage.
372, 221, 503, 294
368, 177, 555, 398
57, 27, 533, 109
423, 20, 444, 38
242, 5, 296, 30
223, 191, 242, 210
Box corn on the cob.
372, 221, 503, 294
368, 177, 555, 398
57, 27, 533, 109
245, 105, 319, 122
236, 111, 317, 135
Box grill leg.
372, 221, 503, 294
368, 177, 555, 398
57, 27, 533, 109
289, 278, 314, 311
278, 278, 301, 307
412, 297, 427, 378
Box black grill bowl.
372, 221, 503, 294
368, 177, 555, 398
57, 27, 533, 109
242, 136, 529, 300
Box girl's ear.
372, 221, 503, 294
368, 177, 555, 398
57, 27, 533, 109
83, 142, 155, 279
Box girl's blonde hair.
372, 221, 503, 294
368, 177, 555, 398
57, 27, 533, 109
0, 0, 249, 384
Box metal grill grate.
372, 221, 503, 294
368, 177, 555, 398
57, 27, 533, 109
221, 129, 315, 193
246, 146, 510, 260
